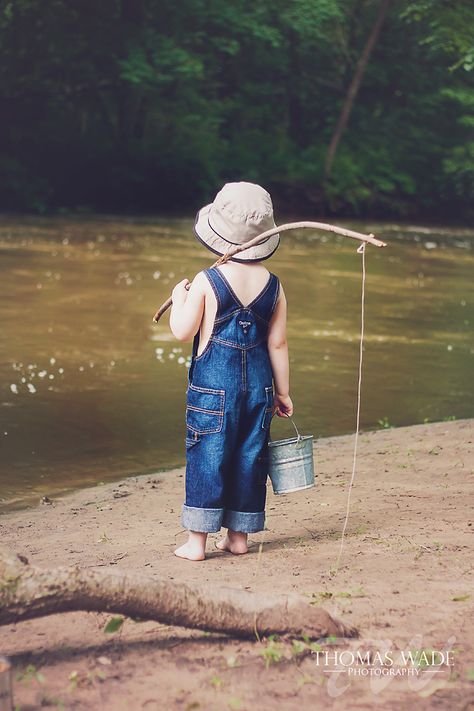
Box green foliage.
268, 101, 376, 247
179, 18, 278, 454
260, 636, 285, 668
103, 615, 125, 633
0, 0, 472, 219
402, 0, 474, 71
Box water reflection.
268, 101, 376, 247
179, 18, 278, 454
1, 217, 473, 511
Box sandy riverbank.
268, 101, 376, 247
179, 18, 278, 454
1, 418, 473, 710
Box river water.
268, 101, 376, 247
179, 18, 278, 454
1, 216, 473, 511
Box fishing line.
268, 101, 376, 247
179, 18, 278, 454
254, 241, 368, 587
334, 241, 367, 574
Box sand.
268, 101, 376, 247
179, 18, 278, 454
1, 418, 473, 710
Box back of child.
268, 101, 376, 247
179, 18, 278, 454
169, 182, 293, 561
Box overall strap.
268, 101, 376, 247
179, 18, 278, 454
251, 272, 280, 323
204, 266, 241, 315
204, 266, 280, 322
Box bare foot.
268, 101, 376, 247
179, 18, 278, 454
174, 536, 206, 561
216, 531, 248, 555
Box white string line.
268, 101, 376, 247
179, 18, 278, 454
334, 241, 367, 573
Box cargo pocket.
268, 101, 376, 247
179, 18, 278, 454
186, 383, 225, 435
257, 450, 270, 484
261, 385, 275, 430
185, 431, 201, 449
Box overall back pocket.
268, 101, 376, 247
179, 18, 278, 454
186, 383, 225, 434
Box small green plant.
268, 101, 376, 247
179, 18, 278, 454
300, 632, 323, 652
16, 664, 45, 685
466, 668, 474, 681
291, 638, 323, 658
291, 640, 307, 656
309, 587, 365, 605
103, 615, 124, 633
260, 637, 285, 668
377, 416, 392, 429
210, 675, 223, 689
443, 415, 457, 421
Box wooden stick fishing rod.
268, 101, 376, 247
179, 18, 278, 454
152, 221, 387, 323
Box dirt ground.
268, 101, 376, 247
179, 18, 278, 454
1, 418, 473, 711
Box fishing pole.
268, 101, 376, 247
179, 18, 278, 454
152, 221, 387, 322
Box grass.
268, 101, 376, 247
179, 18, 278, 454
210, 675, 223, 689
260, 636, 285, 668
258, 634, 325, 670
16, 664, 45, 685
307, 586, 366, 605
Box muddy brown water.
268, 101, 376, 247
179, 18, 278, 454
1, 216, 473, 511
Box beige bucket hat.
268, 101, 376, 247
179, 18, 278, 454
193, 181, 280, 262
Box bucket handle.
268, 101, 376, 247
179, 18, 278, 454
269, 411, 302, 442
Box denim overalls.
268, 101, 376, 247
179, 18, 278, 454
182, 265, 280, 533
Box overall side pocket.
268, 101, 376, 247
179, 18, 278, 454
185, 431, 201, 449
186, 383, 225, 435
261, 385, 274, 430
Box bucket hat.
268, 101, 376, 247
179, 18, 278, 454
193, 181, 280, 262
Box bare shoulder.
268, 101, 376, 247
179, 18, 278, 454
189, 270, 209, 292
191, 269, 216, 301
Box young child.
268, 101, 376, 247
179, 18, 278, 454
169, 181, 293, 561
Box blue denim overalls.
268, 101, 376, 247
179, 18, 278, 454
182, 265, 280, 533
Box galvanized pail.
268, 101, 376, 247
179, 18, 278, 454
267, 414, 315, 494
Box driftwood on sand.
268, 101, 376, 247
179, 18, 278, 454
152, 220, 388, 322
0, 547, 357, 640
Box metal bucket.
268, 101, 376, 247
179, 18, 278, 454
268, 414, 315, 494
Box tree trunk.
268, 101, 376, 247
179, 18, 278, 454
324, 0, 391, 181
0, 547, 357, 640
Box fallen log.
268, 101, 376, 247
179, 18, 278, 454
0, 547, 357, 640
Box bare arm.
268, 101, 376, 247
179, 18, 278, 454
169, 272, 206, 341
267, 284, 293, 417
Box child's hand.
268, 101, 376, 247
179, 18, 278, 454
274, 393, 293, 417
172, 279, 191, 305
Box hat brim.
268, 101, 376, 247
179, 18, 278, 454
193, 204, 280, 263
